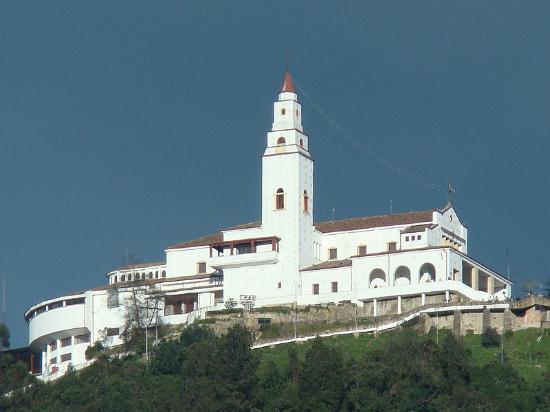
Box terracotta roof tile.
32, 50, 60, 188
113, 261, 166, 271
301, 259, 352, 271
315, 210, 434, 233
168, 221, 261, 250
401, 224, 437, 234
167, 232, 223, 250
222, 221, 261, 231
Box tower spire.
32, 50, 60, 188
280, 70, 295, 93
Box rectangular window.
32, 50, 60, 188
312, 284, 319, 295
277, 281, 282, 289
417, 235, 422, 240
411, 235, 415, 241
60, 353, 72, 363
197, 262, 207, 274
331, 281, 338, 293
50, 357, 57, 365
49, 341, 57, 351
405, 236, 409, 241
328, 248, 337, 260
60, 337, 71, 348
106, 328, 119, 337
387, 242, 397, 252
48, 301, 63, 310
107, 288, 119, 308
258, 318, 271, 325
65, 298, 85, 306
357, 245, 367, 256
75, 334, 90, 344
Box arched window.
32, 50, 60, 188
369, 269, 387, 288
276, 188, 285, 210
419, 263, 436, 283
394, 266, 411, 286
121, 274, 126, 282
277, 137, 286, 145
114, 275, 118, 283
303, 190, 309, 212
299, 138, 304, 148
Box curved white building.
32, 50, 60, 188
25, 70, 512, 381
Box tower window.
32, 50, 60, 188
328, 248, 337, 260
299, 138, 304, 148
277, 281, 281, 289
281, 108, 286, 115
275, 188, 285, 210
303, 190, 309, 212
277, 137, 286, 145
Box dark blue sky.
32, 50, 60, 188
1, 1, 549, 347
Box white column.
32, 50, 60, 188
397, 296, 402, 314
471, 267, 479, 290
421, 293, 426, 306
445, 290, 450, 302
373, 299, 378, 317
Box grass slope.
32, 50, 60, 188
259, 328, 550, 383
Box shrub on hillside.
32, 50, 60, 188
481, 327, 501, 347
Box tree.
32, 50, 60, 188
121, 280, 164, 353
481, 327, 501, 347
298, 337, 346, 411
0, 324, 9, 349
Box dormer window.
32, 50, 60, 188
277, 137, 286, 145
303, 190, 309, 212
276, 188, 285, 210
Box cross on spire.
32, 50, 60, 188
447, 179, 456, 206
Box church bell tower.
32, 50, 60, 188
261, 70, 314, 271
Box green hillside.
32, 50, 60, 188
260, 328, 550, 384
1, 326, 549, 411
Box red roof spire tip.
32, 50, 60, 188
280, 70, 295, 93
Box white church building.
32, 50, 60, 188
24, 70, 512, 380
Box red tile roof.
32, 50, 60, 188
112, 261, 166, 271
301, 259, 352, 271
401, 224, 437, 234
167, 221, 261, 250
315, 210, 435, 234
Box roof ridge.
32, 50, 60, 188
315, 209, 435, 225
